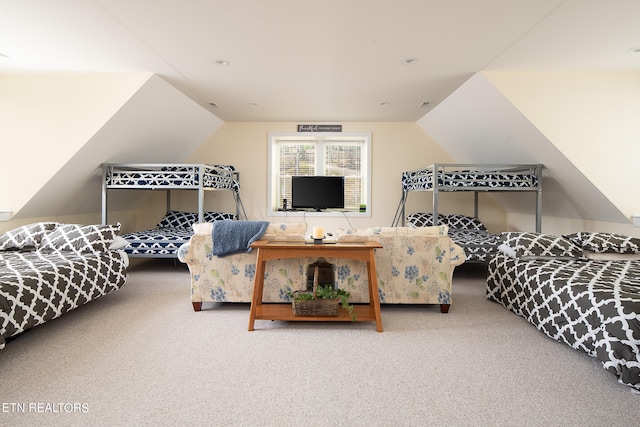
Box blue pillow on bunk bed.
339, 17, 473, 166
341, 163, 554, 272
156, 210, 235, 229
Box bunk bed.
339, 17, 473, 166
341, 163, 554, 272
102, 163, 247, 258
392, 164, 542, 263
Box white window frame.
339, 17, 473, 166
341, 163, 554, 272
267, 132, 371, 217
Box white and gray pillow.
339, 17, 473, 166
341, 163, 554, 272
0, 222, 59, 250
499, 232, 583, 260
38, 223, 121, 256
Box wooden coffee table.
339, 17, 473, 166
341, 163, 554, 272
247, 240, 383, 332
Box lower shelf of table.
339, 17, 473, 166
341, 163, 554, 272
254, 303, 377, 322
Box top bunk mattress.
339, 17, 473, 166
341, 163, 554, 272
104, 163, 240, 193
401, 163, 541, 192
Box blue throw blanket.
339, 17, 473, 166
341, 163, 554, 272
212, 220, 269, 257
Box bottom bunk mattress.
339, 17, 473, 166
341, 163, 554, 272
121, 227, 192, 257
486, 252, 640, 391
448, 229, 499, 263
121, 210, 236, 258
406, 213, 499, 262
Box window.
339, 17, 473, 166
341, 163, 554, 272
268, 132, 371, 216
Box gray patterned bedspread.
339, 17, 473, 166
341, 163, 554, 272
486, 253, 640, 390
0, 250, 128, 350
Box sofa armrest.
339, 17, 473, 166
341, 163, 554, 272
178, 232, 212, 266
449, 242, 467, 266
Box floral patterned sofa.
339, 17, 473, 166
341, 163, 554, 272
178, 222, 466, 312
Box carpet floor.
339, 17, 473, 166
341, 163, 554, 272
0, 260, 637, 426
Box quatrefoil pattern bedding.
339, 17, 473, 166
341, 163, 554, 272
120, 210, 235, 257
406, 213, 498, 262
0, 223, 128, 350
106, 164, 240, 193
401, 167, 539, 191
486, 232, 640, 391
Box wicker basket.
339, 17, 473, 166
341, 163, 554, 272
291, 266, 339, 317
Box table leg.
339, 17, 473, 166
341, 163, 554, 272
248, 250, 266, 331
367, 249, 383, 332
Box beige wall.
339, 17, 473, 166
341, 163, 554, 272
178, 122, 506, 234
0, 73, 151, 218
484, 70, 640, 222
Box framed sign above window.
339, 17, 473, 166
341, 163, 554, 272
267, 132, 371, 217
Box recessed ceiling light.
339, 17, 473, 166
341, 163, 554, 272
402, 58, 418, 65
215, 59, 230, 66
0, 53, 10, 58
379, 101, 390, 106
626, 47, 640, 54
249, 102, 258, 106
419, 101, 431, 108
208, 102, 219, 108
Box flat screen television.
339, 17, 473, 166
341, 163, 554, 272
291, 176, 345, 211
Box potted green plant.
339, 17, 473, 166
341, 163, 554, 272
287, 266, 356, 321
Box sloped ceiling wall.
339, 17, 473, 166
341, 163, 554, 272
5, 74, 223, 219
1, 72, 150, 216
417, 71, 635, 226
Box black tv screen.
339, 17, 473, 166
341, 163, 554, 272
291, 176, 345, 211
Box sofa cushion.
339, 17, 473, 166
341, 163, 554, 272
39, 223, 122, 256
0, 222, 59, 250
336, 225, 448, 242
192, 221, 307, 242
264, 221, 307, 236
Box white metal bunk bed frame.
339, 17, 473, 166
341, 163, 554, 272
101, 163, 247, 225
392, 163, 543, 232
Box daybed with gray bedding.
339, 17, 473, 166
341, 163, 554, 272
0, 222, 129, 350
486, 231, 640, 391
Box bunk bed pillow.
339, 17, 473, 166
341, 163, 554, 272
0, 222, 59, 250
38, 223, 122, 256
445, 214, 487, 231
563, 232, 640, 254
498, 232, 583, 260
406, 212, 437, 227
157, 210, 235, 229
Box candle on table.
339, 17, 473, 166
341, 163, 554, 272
312, 226, 324, 239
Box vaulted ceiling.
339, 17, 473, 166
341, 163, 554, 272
2, 0, 639, 122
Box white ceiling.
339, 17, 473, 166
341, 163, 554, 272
2, 0, 639, 122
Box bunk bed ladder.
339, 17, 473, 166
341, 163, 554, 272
234, 192, 248, 220
391, 189, 407, 227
